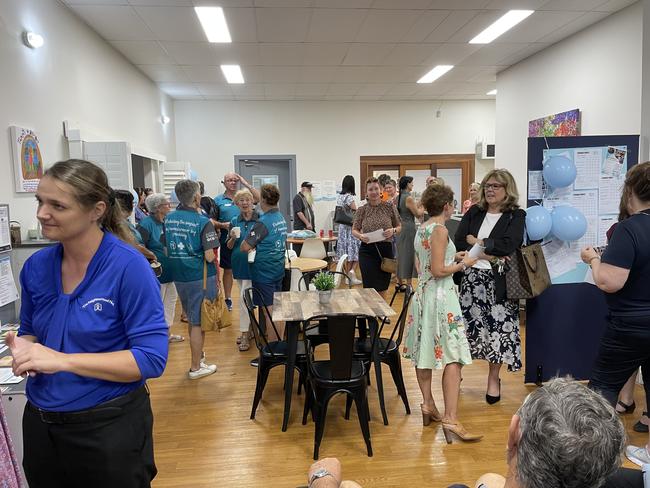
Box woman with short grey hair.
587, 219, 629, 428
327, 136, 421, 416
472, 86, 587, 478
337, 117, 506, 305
138, 193, 182, 343
164, 180, 221, 380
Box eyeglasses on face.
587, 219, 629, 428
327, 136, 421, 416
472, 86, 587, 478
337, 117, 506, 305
484, 183, 505, 190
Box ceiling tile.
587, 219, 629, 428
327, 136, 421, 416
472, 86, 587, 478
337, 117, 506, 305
539, 0, 609, 10
401, 10, 450, 42
259, 43, 305, 65
438, 65, 484, 82
160, 41, 218, 64
354, 95, 382, 100
158, 82, 202, 97
230, 84, 265, 97
224, 8, 258, 43
68, 5, 155, 40
181, 65, 224, 82
196, 83, 234, 96
371, 0, 434, 9
356, 83, 394, 95
385, 83, 420, 96
128, 0, 193, 5
496, 11, 584, 43
111, 40, 174, 64
137, 64, 189, 81
484, 0, 546, 8
447, 10, 507, 43
257, 66, 304, 82
342, 44, 394, 65
538, 11, 609, 44
134, 6, 205, 42
255, 8, 312, 42
302, 43, 349, 65
327, 83, 363, 95
380, 43, 439, 66
423, 10, 480, 42
428, 0, 490, 8
332, 66, 376, 82
264, 83, 297, 98
255, 0, 312, 6
63, 0, 128, 4
371, 66, 425, 83
307, 9, 369, 42
421, 43, 481, 65
355, 10, 421, 42
194, 0, 254, 5
458, 43, 526, 66
294, 83, 330, 95
466, 66, 500, 82
297, 66, 337, 82
415, 82, 454, 95
312, 0, 373, 6
215, 44, 262, 65
497, 42, 550, 65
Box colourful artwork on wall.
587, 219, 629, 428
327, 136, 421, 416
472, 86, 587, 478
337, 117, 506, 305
528, 109, 581, 137
10, 126, 43, 192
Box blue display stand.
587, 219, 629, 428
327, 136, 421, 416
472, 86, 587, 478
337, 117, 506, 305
524, 135, 639, 383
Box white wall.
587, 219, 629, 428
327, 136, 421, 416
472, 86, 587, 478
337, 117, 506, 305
496, 2, 642, 200
175, 100, 495, 229
0, 0, 176, 235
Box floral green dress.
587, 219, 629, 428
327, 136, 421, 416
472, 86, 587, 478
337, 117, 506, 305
403, 222, 473, 370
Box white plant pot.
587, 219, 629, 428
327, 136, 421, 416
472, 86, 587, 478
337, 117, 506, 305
318, 290, 332, 304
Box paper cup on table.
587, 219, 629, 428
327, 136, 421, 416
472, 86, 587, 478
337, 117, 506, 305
247, 249, 257, 263
232, 227, 241, 238
468, 243, 485, 259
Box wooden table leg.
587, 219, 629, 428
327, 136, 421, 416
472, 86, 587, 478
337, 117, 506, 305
282, 320, 299, 432
369, 317, 388, 425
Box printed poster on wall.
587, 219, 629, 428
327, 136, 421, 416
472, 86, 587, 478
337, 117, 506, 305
10, 126, 44, 193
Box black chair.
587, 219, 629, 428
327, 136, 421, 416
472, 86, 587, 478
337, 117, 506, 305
243, 287, 308, 422
349, 285, 414, 416
301, 315, 372, 459
298, 271, 352, 350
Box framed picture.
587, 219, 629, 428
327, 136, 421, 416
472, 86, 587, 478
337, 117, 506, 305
10, 125, 43, 193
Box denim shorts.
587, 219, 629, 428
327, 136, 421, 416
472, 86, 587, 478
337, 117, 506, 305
175, 277, 217, 326
252, 280, 282, 307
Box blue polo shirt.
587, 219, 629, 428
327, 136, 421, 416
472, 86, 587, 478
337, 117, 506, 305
230, 212, 258, 280
137, 215, 172, 284
245, 208, 287, 283
214, 193, 240, 243
18, 231, 168, 412
165, 206, 219, 282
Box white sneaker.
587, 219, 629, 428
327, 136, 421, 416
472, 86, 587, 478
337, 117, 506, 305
347, 270, 363, 285
188, 364, 217, 380
625, 444, 650, 466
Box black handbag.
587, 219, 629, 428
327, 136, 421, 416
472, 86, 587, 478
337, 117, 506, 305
333, 205, 354, 226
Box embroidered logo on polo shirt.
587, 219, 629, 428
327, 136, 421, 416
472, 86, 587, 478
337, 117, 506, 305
82, 298, 115, 311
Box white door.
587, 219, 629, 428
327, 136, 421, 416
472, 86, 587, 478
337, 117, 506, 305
83, 142, 132, 190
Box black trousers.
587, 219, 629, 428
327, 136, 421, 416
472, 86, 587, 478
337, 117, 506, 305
23, 386, 157, 488
589, 314, 650, 410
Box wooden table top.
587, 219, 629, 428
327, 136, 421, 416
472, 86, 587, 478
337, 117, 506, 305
272, 288, 396, 322
285, 257, 328, 273
287, 236, 338, 244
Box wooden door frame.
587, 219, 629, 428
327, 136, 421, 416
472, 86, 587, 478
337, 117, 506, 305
360, 154, 475, 200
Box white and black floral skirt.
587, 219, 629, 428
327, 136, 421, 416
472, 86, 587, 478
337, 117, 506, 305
459, 267, 521, 372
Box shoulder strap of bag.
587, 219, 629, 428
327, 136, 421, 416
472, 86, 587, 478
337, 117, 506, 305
203, 260, 208, 292
374, 243, 383, 259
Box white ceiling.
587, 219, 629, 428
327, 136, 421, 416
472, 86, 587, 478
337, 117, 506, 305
61, 0, 636, 101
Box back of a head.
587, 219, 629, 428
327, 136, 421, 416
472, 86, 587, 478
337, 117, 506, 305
516, 377, 624, 488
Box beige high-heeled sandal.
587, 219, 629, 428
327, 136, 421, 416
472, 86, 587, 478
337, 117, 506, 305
441, 422, 483, 444
420, 404, 442, 426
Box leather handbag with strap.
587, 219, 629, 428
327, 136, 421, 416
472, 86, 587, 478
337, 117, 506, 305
333, 204, 354, 226
201, 261, 232, 332
505, 240, 551, 300
375, 243, 397, 274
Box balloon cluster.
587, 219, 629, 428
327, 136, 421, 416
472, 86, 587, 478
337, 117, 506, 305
189, 169, 198, 181
526, 155, 586, 241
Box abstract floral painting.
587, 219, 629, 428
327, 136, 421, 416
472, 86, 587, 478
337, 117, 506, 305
10, 126, 43, 192
528, 109, 581, 137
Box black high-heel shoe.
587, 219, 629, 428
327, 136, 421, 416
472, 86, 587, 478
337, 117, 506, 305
486, 379, 501, 405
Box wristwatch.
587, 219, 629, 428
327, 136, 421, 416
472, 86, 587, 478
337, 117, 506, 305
309, 468, 334, 487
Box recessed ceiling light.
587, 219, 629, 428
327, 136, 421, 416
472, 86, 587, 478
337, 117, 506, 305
23, 31, 44, 49
469, 10, 534, 44
194, 7, 231, 43
221, 65, 244, 84
487, 89, 497, 95
417, 65, 454, 84
160, 115, 171, 125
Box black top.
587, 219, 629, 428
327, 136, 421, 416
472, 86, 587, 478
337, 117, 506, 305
454, 205, 526, 302
601, 210, 650, 317
292, 192, 314, 230
200, 196, 219, 221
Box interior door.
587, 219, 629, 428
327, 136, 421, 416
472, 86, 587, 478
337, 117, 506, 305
237, 159, 293, 229
402, 164, 431, 200
83, 141, 132, 190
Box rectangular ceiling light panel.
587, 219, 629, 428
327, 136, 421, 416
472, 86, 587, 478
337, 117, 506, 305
469, 10, 534, 44
221, 65, 245, 84
195, 6, 232, 43
417, 65, 454, 84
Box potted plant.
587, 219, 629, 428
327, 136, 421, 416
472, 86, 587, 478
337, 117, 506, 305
312, 271, 335, 304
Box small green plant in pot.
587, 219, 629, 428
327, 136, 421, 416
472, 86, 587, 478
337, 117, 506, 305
312, 271, 335, 304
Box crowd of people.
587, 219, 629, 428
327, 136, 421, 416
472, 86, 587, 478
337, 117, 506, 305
3, 157, 649, 487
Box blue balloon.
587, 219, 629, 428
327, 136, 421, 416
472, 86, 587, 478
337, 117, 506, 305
170, 189, 179, 205
551, 205, 587, 241
130, 189, 139, 206
189, 169, 198, 181
526, 205, 552, 240
543, 155, 577, 188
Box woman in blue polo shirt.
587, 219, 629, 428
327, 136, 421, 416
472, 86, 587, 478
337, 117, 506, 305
165, 180, 220, 380
7, 159, 168, 488
241, 184, 287, 342
226, 189, 258, 352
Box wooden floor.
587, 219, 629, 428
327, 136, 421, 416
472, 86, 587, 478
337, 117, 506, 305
149, 283, 646, 488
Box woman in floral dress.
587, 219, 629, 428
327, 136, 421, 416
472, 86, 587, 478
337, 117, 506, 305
336, 175, 362, 284
403, 184, 481, 443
